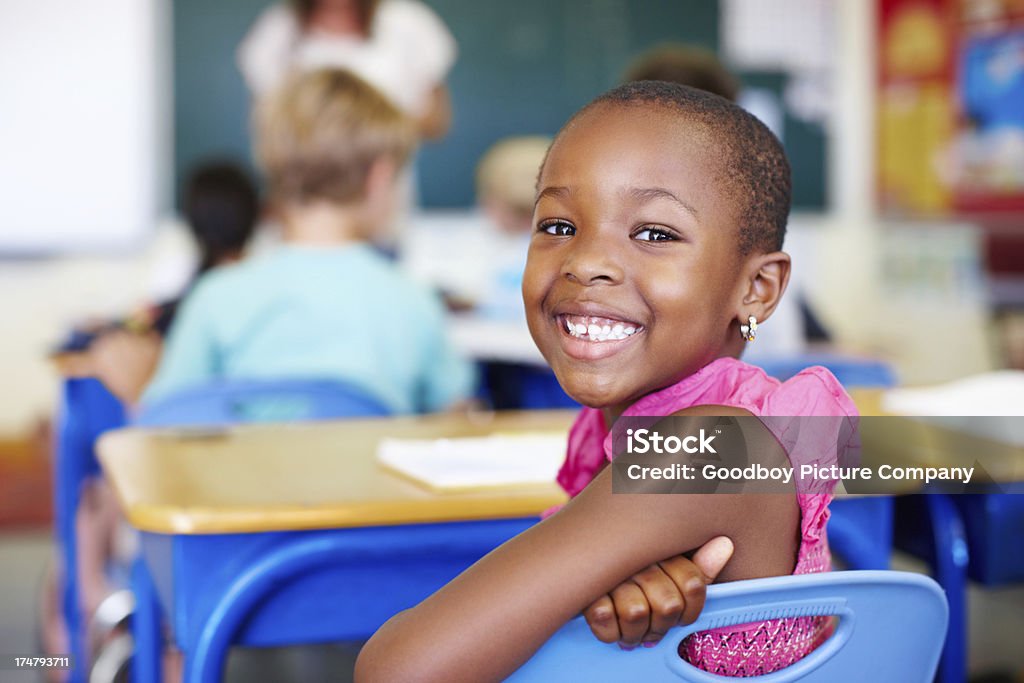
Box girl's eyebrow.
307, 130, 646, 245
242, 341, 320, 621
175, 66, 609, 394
534, 185, 571, 207
627, 186, 699, 219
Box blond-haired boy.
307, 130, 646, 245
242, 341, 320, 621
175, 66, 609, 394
144, 69, 473, 412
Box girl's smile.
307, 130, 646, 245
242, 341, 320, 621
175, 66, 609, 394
555, 302, 645, 361
523, 103, 753, 418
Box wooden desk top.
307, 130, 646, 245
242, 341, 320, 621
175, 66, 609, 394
98, 389, 1024, 535
98, 410, 574, 535
850, 390, 1024, 487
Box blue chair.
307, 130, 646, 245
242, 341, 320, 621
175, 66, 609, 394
508, 570, 947, 682
135, 378, 392, 427
754, 353, 897, 389
127, 378, 392, 681
480, 362, 579, 410
53, 378, 128, 683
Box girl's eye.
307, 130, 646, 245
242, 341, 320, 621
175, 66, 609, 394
633, 226, 678, 242
540, 221, 576, 237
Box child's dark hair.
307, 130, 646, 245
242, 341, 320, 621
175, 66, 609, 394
183, 161, 259, 274
623, 45, 740, 103
564, 81, 791, 255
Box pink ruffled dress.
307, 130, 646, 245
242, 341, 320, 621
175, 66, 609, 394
554, 357, 859, 677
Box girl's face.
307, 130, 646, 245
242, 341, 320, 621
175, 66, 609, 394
523, 104, 749, 416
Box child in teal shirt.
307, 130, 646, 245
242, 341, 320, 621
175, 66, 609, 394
144, 69, 474, 412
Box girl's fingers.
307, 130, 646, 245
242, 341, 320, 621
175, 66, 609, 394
658, 555, 709, 627
609, 580, 650, 648
583, 594, 620, 644
631, 564, 685, 645
690, 536, 734, 582
585, 538, 735, 650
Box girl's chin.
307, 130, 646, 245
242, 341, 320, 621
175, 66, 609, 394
554, 373, 637, 411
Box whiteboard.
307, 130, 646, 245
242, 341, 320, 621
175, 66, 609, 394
0, 0, 169, 253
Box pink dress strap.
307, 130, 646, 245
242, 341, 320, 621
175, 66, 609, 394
554, 357, 858, 676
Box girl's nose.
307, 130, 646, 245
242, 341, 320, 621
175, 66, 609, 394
561, 233, 624, 285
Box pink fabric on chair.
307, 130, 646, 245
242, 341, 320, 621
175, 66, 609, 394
551, 357, 859, 677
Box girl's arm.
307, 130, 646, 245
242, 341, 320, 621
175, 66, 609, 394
355, 411, 799, 682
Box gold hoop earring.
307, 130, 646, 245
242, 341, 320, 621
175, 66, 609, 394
740, 315, 758, 342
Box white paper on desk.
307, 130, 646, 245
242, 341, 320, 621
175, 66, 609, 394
883, 371, 1024, 446
377, 434, 566, 492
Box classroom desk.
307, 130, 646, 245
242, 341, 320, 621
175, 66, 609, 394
98, 410, 573, 683
852, 389, 1024, 485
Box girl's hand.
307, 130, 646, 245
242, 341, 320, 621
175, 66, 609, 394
583, 536, 734, 649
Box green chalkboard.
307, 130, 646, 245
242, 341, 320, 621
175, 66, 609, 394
173, 0, 825, 209
173, 0, 270, 204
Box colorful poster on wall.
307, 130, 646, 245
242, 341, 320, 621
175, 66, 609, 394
878, 0, 1024, 216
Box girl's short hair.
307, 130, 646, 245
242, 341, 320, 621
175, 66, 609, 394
581, 81, 791, 255
254, 68, 415, 206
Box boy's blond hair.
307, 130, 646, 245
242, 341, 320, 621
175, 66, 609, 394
476, 136, 552, 215
255, 68, 415, 206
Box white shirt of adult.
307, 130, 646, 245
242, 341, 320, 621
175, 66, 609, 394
237, 0, 457, 117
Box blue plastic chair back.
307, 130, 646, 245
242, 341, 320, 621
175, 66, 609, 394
135, 379, 391, 428
53, 378, 128, 683
508, 570, 946, 682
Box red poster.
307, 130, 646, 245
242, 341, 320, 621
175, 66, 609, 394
878, 0, 1024, 216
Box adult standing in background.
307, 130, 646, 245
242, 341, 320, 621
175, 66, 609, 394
238, 0, 456, 140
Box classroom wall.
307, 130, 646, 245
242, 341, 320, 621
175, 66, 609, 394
811, 0, 995, 383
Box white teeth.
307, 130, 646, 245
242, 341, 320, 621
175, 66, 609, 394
562, 316, 641, 342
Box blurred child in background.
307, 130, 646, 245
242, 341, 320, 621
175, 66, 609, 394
142, 68, 474, 414
89, 161, 260, 404
473, 136, 551, 320
624, 44, 740, 101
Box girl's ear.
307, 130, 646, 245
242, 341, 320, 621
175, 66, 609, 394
736, 251, 791, 324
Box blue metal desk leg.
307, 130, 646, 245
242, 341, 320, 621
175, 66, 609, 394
132, 556, 162, 683
927, 494, 968, 683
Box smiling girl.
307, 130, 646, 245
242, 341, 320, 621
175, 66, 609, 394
356, 81, 857, 681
